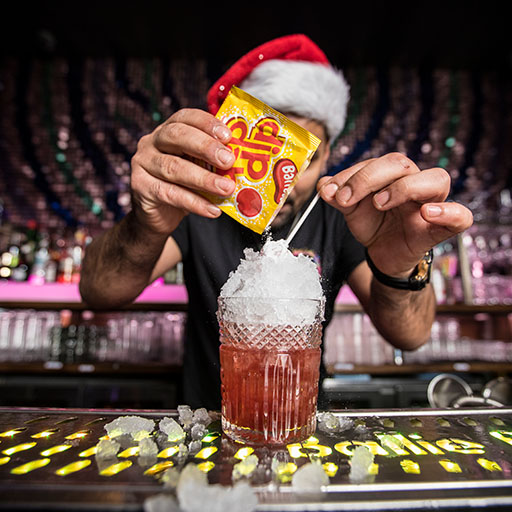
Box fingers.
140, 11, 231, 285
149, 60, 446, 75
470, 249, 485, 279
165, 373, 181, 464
154, 108, 234, 167
136, 144, 235, 198
421, 201, 474, 235
131, 159, 223, 219
319, 153, 420, 211
371, 167, 451, 210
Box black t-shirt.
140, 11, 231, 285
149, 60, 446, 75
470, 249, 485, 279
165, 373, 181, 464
171, 193, 365, 410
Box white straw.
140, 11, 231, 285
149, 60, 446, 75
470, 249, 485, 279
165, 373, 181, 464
285, 193, 320, 244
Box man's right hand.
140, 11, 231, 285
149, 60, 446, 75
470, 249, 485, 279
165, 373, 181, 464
130, 108, 236, 235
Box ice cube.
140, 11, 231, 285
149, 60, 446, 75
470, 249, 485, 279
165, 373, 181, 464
162, 466, 181, 489
188, 440, 202, 456
349, 445, 374, 483
159, 417, 186, 442
232, 454, 259, 481
192, 407, 212, 426
139, 436, 159, 458
177, 463, 258, 512
190, 423, 206, 441
177, 405, 194, 429
143, 493, 180, 512
291, 461, 329, 491
317, 412, 339, 433
337, 415, 354, 432
95, 438, 120, 459
104, 415, 155, 441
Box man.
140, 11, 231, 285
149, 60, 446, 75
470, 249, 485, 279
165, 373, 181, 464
79, 34, 473, 409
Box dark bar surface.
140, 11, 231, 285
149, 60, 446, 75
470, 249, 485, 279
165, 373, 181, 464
0, 407, 511, 511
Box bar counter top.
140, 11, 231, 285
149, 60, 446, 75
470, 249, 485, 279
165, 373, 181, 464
0, 406, 511, 511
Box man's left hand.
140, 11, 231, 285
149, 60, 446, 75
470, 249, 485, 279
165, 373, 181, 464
317, 153, 474, 278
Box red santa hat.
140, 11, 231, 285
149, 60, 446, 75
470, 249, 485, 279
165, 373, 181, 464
207, 34, 350, 141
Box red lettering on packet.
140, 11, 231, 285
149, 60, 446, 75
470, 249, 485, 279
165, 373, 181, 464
227, 117, 285, 181
273, 158, 298, 204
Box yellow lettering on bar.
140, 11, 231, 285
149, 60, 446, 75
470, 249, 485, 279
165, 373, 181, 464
0, 428, 27, 438
40, 445, 72, 457
334, 441, 388, 457
274, 462, 297, 483
436, 438, 485, 455
376, 434, 409, 456
79, 446, 97, 457
118, 446, 140, 458
369, 462, 379, 475
392, 434, 427, 455
439, 459, 462, 473
0, 456, 11, 466
416, 440, 445, 455
490, 431, 512, 447
31, 428, 59, 439
65, 430, 90, 440
55, 460, 92, 476
10, 458, 51, 475
477, 458, 502, 472
2, 442, 37, 456
201, 433, 220, 443
400, 459, 421, 474
194, 446, 218, 460
234, 447, 254, 460
143, 461, 174, 476
99, 460, 132, 476
197, 461, 215, 473
323, 462, 338, 477
158, 446, 180, 459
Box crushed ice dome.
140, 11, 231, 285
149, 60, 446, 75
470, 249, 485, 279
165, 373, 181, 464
219, 238, 324, 325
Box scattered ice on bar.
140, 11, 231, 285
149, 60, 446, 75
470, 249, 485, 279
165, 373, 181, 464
104, 415, 155, 441
219, 238, 324, 325
139, 436, 159, 458
349, 445, 374, 483
188, 440, 202, 456
192, 408, 212, 426
177, 405, 194, 430
190, 423, 206, 441
177, 463, 258, 512
95, 438, 120, 459
143, 493, 180, 512
162, 467, 181, 489
232, 454, 259, 481
317, 412, 354, 433
159, 417, 186, 442
291, 461, 329, 491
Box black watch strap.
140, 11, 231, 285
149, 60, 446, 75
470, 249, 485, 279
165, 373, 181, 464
365, 248, 433, 291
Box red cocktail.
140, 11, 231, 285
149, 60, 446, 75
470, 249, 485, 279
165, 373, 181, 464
218, 297, 323, 445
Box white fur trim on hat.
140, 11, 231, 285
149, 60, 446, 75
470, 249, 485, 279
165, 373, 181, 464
239, 59, 350, 141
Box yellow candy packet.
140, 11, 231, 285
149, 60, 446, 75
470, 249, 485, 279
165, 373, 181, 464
201, 86, 321, 234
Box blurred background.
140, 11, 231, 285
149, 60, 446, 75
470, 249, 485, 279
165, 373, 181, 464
0, 1, 511, 410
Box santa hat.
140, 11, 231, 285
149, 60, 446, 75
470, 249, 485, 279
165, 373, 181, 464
207, 34, 350, 141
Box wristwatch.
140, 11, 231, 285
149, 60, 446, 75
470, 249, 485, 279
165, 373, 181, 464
365, 248, 434, 291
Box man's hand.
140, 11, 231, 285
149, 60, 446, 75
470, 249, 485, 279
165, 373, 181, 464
130, 108, 236, 235
318, 153, 474, 277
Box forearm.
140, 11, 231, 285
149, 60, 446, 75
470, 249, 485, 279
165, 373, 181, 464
79, 210, 169, 309
367, 279, 436, 350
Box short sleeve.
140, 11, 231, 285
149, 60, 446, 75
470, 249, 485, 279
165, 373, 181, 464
170, 217, 190, 261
